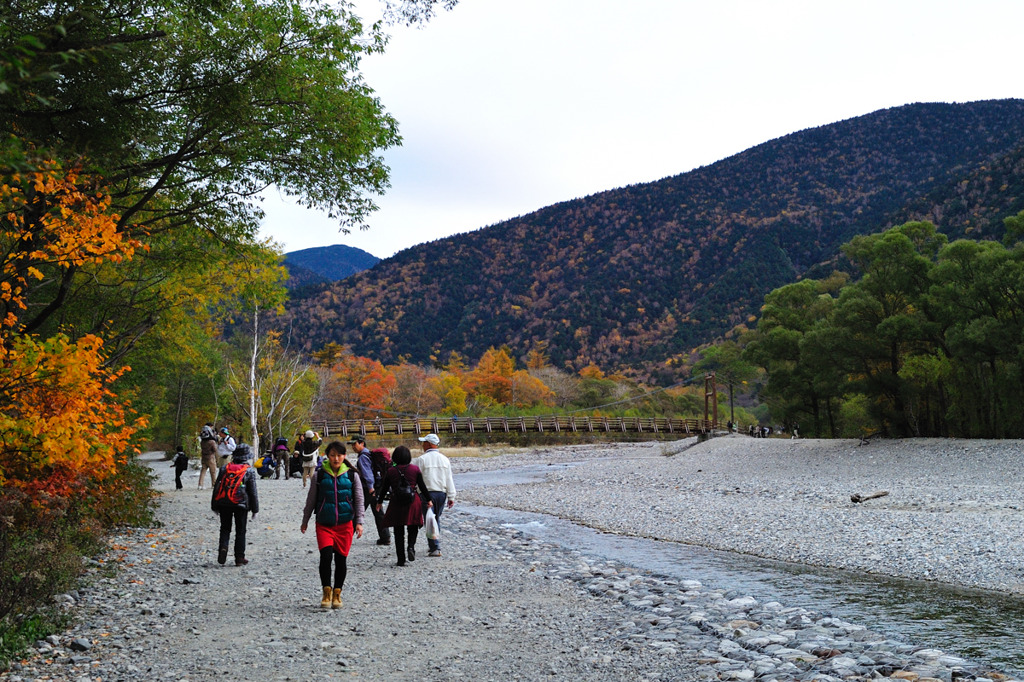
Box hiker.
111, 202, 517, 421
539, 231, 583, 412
216, 427, 236, 467
368, 446, 393, 545
170, 445, 188, 490
412, 433, 456, 557
375, 445, 430, 567
198, 422, 219, 490
272, 437, 290, 479
256, 449, 277, 479
301, 441, 364, 609
211, 443, 259, 566
349, 436, 389, 546
295, 429, 323, 488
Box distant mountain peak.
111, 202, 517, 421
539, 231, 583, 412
282, 244, 379, 288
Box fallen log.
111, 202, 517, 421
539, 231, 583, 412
850, 490, 889, 503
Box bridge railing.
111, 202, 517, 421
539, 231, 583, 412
316, 415, 716, 439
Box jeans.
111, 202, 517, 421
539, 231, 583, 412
427, 491, 447, 552
218, 508, 248, 560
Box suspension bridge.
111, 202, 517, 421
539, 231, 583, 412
315, 374, 721, 440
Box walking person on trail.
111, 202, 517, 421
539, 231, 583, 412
198, 422, 219, 490
301, 441, 364, 609
296, 429, 323, 488
369, 446, 393, 545
375, 445, 431, 567
216, 427, 236, 467
349, 436, 390, 546
170, 445, 188, 490
412, 433, 456, 557
211, 443, 259, 566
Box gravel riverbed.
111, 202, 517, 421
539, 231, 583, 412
3, 435, 1022, 681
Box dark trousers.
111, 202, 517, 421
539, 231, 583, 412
365, 491, 391, 542
319, 547, 348, 588
427, 491, 447, 552
392, 525, 420, 565
218, 508, 248, 559
174, 468, 185, 489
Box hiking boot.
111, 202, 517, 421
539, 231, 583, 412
375, 538, 391, 546
217, 547, 228, 565
331, 588, 343, 609
235, 557, 248, 566
321, 586, 332, 609
428, 549, 441, 557
407, 546, 415, 561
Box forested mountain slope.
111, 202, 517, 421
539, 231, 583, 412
282, 100, 1024, 379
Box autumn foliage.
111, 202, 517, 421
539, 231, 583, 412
0, 160, 145, 495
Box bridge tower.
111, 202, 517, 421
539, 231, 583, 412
704, 372, 718, 427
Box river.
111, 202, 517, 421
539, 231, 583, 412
457, 464, 1024, 676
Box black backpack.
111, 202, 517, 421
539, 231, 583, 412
391, 467, 415, 505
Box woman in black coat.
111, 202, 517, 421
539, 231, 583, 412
375, 445, 432, 566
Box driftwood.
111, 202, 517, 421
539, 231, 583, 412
850, 490, 889, 503
857, 430, 880, 446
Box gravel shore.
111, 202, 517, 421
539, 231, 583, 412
458, 435, 1024, 594
3, 436, 1022, 681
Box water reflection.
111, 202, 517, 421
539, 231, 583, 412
456, 466, 1024, 675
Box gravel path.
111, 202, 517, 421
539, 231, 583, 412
3, 436, 1023, 681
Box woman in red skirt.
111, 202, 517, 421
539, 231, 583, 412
375, 445, 431, 566
301, 441, 364, 608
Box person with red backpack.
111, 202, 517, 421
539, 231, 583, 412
211, 443, 260, 566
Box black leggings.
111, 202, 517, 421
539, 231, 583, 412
319, 547, 347, 588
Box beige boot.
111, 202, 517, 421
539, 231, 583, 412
331, 587, 343, 609
320, 586, 332, 609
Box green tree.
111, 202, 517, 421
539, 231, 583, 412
826, 222, 945, 436
1, 0, 399, 336
744, 276, 844, 436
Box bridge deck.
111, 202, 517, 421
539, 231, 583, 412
318, 416, 715, 439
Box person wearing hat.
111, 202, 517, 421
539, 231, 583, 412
211, 443, 259, 566
216, 427, 236, 468
348, 436, 391, 545
412, 433, 456, 557
297, 429, 323, 488
198, 423, 219, 490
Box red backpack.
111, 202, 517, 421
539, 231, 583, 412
212, 463, 249, 509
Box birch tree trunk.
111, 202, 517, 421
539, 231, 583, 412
249, 304, 260, 454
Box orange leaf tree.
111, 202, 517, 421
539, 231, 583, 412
0, 159, 145, 497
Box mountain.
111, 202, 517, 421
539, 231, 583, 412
280, 100, 1024, 380
282, 244, 379, 288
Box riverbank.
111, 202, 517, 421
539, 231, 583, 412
456, 435, 1024, 594
2, 437, 1021, 681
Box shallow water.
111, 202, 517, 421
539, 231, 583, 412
457, 465, 1024, 675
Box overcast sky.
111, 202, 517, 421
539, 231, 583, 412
257, 0, 1024, 259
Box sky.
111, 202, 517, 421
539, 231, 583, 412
257, 0, 1024, 259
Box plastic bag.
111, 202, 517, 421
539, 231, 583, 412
424, 506, 439, 540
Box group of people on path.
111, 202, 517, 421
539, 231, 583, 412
200, 429, 456, 609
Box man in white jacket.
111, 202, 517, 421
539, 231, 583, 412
412, 433, 456, 557
216, 427, 237, 468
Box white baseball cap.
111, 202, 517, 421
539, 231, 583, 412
418, 433, 440, 445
